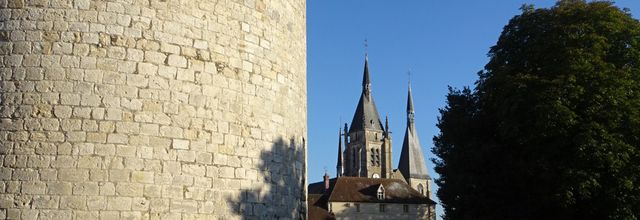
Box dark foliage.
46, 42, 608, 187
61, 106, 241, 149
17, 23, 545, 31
433, 1, 640, 219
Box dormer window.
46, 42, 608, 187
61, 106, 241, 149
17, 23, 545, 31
417, 184, 424, 196
377, 185, 385, 200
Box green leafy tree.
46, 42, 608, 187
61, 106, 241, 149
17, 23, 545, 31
433, 1, 640, 219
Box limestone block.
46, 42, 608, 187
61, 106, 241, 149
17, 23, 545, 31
171, 139, 188, 150
99, 182, 115, 196
58, 169, 89, 182
21, 182, 46, 194
167, 54, 187, 68
144, 51, 165, 65
170, 199, 198, 213
53, 106, 72, 118
162, 185, 182, 199
115, 182, 143, 197
60, 196, 87, 210
86, 196, 106, 211
8, 0, 24, 8
149, 198, 169, 213
73, 182, 99, 195
131, 171, 153, 184
107, 196, 131, 211
60, 93, 81, 105
32, 196, 60, 209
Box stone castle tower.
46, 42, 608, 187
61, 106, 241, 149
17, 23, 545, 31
0, 0, 306, 219
337, 56, 432, 198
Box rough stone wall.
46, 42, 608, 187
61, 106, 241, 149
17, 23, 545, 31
0, 0, 306, 219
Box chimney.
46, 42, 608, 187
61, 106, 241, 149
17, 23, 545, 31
323, 172, 330, 192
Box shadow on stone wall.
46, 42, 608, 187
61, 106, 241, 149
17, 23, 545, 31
225, 137, 306, 219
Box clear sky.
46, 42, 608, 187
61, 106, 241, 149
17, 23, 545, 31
307, 0, 640, 218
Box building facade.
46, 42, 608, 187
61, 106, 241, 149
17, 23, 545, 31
0, 0, 306, 219
309, 177, 435, 220
310, 56, 436, 220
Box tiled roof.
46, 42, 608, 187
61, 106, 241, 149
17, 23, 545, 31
308, 194, 335, 220
309, 177, 435, 204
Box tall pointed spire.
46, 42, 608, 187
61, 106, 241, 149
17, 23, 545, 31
349, 55, 383, 133
336, 127, 344, 177
399, 83, 430, 183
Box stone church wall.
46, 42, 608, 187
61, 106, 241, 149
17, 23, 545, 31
0, 0, 306, 219
330, 202, 430, 220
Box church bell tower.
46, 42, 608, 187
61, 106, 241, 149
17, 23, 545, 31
342, 55, 393, 178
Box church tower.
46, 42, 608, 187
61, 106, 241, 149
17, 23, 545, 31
398, 85, 432, 197
343, 56, 393, 178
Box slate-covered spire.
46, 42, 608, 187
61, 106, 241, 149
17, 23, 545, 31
399, 84, 430, 180
349, 55, 384, 133
336, 128, 344, 177
363, 55, 371, 96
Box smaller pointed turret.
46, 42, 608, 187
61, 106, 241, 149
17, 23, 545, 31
399, 84, 431, 197
343, 123, 349, 144
384, 115, 390, 137
336, 128, 344, 177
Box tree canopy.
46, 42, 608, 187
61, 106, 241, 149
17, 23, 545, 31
433, 1, 640, 219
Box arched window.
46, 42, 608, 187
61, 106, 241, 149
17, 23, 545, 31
417, 184, 424, 195
369, 148, 381, 167
352, 149, 356, 167
377, 185, 385, 200
372, 173, 380, 178
370, 149, 375, 166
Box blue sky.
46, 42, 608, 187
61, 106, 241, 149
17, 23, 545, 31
307, 0, 640, 218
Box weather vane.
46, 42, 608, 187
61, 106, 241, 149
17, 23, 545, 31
408, 69, 412, 86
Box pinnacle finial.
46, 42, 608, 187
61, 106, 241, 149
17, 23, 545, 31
385, 114, 390, 135
344, 123, 348, 133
